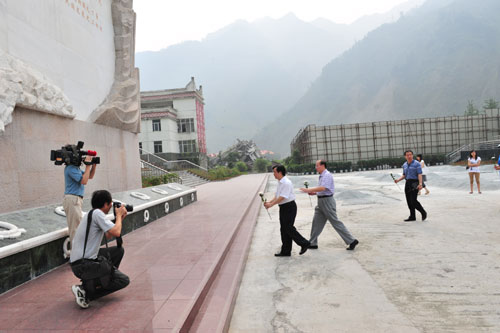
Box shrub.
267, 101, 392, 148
253, 158, 270, 173
235, 161, 248, 172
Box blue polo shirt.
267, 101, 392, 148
64, 165, 85, 196
403, 159, 422, 180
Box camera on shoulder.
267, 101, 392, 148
50, 141, 100, 166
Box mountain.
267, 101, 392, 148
253, 0, 500, 155
135, 1, 423, 153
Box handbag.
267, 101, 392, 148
72, 209, 114, 292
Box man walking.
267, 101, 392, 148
264, 165, 310, 257
394, 150, 428, 222
300, 160, 358, 251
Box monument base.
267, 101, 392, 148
0, 183, 196, 294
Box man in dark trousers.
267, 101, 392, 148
70, 190, 130, 308
394, 150, 428, 222
300, 160, 358, 250
264, 165, 310, 257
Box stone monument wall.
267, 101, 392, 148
0, 0, 142, 213
0, 107, 141, 214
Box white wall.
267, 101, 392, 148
174, 98, 198, 143
0, 0, 115, 120
140, 117, 179, 153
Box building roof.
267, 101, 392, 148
141, 77, 204, 103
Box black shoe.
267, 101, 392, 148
404, 217, 416, 222
274, 252, 291, 257
346, 239, 359, 251
299, 244, 309, 255
422, 211, 427, 221
308, 245, 318, 249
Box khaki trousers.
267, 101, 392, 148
63, 194, 83, 243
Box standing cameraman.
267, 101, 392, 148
70, 190, 130, 308
63, 155, 97, 244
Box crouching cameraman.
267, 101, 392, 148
69, 190, 130, 309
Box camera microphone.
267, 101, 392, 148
81, 150, 97, 156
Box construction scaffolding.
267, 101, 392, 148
291, 109, 500, 164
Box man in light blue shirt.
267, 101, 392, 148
63, 156, 97, 243
300, 160, 358, 251
394, 150, 427, 222
70, 190, 129, 308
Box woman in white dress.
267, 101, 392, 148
468, 150, 481, 194
416, 154, 430, 195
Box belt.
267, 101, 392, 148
317, 195, 333, 198
66, 194, 84, 199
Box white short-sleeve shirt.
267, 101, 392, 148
468, 157, 481, 173
276, 176, 295, 205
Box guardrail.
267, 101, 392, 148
139, 148, 208, 172
141, 160, 182, 184
446, 139, 500, 163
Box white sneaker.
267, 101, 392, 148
71, 285, 89, 308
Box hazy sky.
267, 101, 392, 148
134, 0, 413, 52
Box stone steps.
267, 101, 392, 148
175, 170, 210, 187
188, 179, 263, 332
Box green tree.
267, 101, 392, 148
284, 149, 302, 166
464, 100, 479, 116
224, 151, 240, 168
235, 161, 247, 172
483, 98, 499, 110
253, 158, 270, 173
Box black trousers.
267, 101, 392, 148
405, 180, 426, 218
278, 201, 309, 254
72, 246, 130, 301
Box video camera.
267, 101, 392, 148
50, 141, 100, 166
112, 202, 134, 248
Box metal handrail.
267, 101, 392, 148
139, 148, 208, 171
140, 160, 182, 184
446, 139, 500, 163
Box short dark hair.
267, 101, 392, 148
272, 164, 287, 176
404, 150, 413, 156
318, 160, 327, 168
91, 190, 112, 209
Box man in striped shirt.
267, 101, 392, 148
300, 160, 358, 251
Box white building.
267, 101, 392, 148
139, 77, 207, 166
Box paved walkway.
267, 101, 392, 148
230, 169, 500, 332
0, 174, 267, 332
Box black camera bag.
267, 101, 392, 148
72, 209, 114, 293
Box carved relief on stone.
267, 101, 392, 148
0, 51, 75, 133
89, 0, 141, 133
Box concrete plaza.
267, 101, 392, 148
230, 166, 500, 332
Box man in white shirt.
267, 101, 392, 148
264, 165, 310, 256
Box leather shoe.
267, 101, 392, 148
308, 245, 318, 249
274, 252, 291, 257
346, 239, 359, 251
404, 217, 416, 222
299, 244, 309, 255
422, 211, 427, 221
